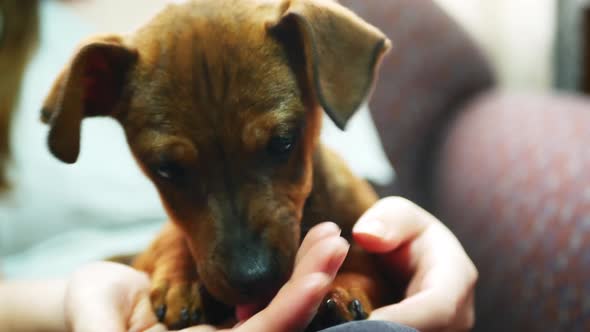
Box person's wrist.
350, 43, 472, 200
45, 279, 69, 332
0, 279, 68, 332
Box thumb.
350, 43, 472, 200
65, 262, 157, 332
66, 299, 127, 332
352, 197, 432, 253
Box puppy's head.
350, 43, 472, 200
41, 0, 390, 305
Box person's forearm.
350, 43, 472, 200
0, 279, 68, 332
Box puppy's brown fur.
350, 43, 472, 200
0, 1, 39, 190
41, 0, 392, 329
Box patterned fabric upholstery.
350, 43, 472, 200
433, 92, 590, 331
342, 1, 590, 331
340, 0, 495, 202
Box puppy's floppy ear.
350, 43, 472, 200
41, 35, 137, 163
270, 0, 391, 129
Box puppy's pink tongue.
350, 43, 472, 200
236, 296, 273, 322
235, 300, 269, 321
235, 287, 281, 322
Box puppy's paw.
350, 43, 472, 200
307, 286, 372, 331
150, 279, 232, 329
150, 279, 204, 329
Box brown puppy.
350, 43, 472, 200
41, 0, 392, 329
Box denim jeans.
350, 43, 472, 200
319, 321, 418, 332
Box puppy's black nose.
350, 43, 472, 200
226, 248, 283, 296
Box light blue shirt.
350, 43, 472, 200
0, 1, 166, 278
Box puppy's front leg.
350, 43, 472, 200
133, 223, 232, 329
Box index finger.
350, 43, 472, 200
235, 232, 349, 331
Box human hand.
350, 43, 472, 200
64, 222, 349, 332
64, 261, 158, 332
353, 197, 478, 332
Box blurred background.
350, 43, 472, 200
42, 0, 562, 89
1, 0, 590, 331
59, 0, 563, 89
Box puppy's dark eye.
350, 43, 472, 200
267, 135, 297, 158
154, 160, 185, 181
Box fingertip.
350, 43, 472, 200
353, 196, 432, 253
294, 234, 350, 280
353, 224, 399, 253
313, 221, 342, 234
353, 218, 385, 236
314, 235, 350, 274
296, 222, 343, 265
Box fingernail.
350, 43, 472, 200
321, 222, 342, 235
353, 218, 386, 237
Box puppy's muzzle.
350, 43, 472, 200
225, 242, 283, 299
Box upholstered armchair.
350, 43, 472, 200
341, 1, 590, 331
